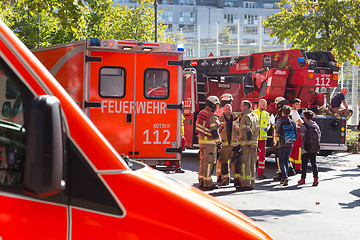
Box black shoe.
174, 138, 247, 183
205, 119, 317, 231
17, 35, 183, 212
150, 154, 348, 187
283, 178, 289, 186
217, 176, 222, 183
218, 181, 230, 186
273, 173, 282, 181
202, 184, 219, 191
175, 169, 185, 173
257, 175, 267, 180
295, 169, 302, 174
230, 178, 234, 183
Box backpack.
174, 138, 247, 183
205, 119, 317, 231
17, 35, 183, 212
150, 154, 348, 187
280, 119, 297, 144
303, 123, 320, 153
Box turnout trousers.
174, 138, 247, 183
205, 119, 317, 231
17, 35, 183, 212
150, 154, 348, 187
218, 145, 234, 184
198, 144, 217, 188
289, 128, 302, 171
239, 145, 257, 188
257, 140, 266, 176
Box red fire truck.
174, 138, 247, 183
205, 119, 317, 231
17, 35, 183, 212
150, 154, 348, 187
183, 49, 346, 155
0, 20, 273, 239
32, 39, 184, 170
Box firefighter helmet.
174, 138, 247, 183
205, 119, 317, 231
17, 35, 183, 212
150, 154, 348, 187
220, 93, 233, 102
274, 96, 285, 105
206, 96, 220, 110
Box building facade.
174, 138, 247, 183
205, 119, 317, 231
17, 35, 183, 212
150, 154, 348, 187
113, 0, 282, 57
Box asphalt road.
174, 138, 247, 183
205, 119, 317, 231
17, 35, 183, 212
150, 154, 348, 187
168, 150, 360, 240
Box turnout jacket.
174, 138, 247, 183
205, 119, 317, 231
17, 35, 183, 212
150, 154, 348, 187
238, 109, 260, 147
218, 112, 240, 147
195, 106, 222, 145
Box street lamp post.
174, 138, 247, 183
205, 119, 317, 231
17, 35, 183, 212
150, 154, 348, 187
154, 0, 158, 42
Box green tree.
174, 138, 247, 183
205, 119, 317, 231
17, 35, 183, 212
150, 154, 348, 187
219, 25, 234, 44
0, 0, 173, 49
263, 0, 360, 66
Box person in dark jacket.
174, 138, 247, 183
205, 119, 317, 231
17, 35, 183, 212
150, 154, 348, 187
298, 110, 321, 186
275, 105, 297, 186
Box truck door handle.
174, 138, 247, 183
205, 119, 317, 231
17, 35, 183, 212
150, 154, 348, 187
126, 113, 132, 123
84, 101, 101, 108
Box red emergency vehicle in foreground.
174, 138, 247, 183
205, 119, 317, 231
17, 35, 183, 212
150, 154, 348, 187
0, 20, 273, 239
183, 50, 346, 155
33, 39, 184, 171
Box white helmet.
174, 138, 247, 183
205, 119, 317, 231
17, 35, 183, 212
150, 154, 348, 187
274, 96, 286, 105
220, 93, 233, 101
207, 96, 220, 105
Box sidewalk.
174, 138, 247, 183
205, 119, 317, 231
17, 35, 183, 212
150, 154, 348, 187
319, 151, 360, 168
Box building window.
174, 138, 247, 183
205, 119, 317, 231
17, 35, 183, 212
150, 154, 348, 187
224, 1, 237, 7
243, 1, 255, 8
159, 11, 173, 22
161, 0, 173, 4
99, 67, 126, 98
263, 3, 275, 8
243, 14, 258, 24
179, 0, 195, 5
220, 49, 230, 56
180, 12, 195, 23
244, 39, 256, 45
244, 27, 258, 35
224, 14, 237, 24
185, 49, 195, 58
144, 69, 170, 99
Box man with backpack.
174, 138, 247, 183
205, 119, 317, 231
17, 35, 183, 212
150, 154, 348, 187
275, 105, 297, 186
298, 110, 321, 186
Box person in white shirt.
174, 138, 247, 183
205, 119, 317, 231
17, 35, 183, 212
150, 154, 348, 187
289, 98, 304, 173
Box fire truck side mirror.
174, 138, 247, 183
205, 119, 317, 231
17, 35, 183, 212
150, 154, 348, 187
24, 95, 65, 198
1, 101, 11, 117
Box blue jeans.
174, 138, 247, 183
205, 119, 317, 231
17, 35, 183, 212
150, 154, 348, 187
278, 147, 292, 180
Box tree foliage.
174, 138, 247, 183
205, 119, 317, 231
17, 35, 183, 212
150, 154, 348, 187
263, 0, 360, 66
219, 25, 234, 44
0, 0, 173, 49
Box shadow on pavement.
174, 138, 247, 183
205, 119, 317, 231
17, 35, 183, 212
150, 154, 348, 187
239, 209, 313, 222
338, 188, 360, 209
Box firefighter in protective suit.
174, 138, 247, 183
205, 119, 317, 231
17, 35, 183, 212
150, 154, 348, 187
236, 100, 260, 191
215, 93, 233, 182
195, 96, 222, 190
217, 104, 240, 186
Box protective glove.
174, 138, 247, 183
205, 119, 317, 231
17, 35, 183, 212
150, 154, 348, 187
217, 143, 222, 151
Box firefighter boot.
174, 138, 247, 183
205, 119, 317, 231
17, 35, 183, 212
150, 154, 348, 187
313, 178, 319, 186
298, 178, 305, 185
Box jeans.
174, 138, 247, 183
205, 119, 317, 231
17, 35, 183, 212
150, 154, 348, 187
278, 147, 292, 180
301, 153, 318, 179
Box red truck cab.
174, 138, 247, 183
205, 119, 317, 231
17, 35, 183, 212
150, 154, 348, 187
0, 20, 273, 239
